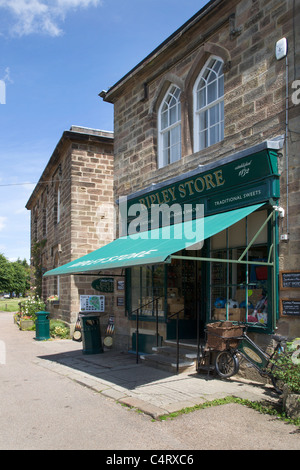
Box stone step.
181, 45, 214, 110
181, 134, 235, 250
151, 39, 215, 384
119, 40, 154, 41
152, 345, 198, 360
163, 339, 199, 351
140, 353, 196, 373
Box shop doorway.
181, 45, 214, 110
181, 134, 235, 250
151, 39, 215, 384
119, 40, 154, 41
166, 251, 205, 341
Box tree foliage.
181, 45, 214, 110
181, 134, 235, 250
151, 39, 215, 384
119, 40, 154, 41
0, 254, 30, 297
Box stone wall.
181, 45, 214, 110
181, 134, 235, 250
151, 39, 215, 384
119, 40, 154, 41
26, 127, 114, 327
105, 0, 300, 340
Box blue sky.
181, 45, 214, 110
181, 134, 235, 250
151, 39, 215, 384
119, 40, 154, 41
0, 0, 208, 262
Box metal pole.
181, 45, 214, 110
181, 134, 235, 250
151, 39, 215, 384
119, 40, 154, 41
273, 211, 277, 328
246, 216, 249, 322
156, 298, 159, 347
171, 255, 273, 266
176, 312, 179, 374
136, 307, 139, 364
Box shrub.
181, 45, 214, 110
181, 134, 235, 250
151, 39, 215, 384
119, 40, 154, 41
50, 320, 70, 339
19, 296, 46, 321
272, 342, 300, 394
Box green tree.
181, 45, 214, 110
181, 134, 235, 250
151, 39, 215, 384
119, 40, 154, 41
11, 260, 30, 297
0, 255, 30, 297
0, 254, 13, 294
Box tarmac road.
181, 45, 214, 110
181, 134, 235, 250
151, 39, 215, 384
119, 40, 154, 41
0, 311, 299, 451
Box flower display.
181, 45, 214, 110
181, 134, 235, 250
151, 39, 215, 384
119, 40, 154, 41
47, 295, 59, 302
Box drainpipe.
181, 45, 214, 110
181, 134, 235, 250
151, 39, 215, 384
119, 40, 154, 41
285, 53, 289, 236
275, 38, 289, 237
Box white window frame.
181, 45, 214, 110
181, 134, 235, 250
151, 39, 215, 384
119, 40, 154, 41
158, 84, 182, 168
57, 187, 61, 224
193, 56, 224, 152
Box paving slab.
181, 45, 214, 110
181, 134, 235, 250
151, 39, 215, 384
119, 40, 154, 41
1, 312, 281, 420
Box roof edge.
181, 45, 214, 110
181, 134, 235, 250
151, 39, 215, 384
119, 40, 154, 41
101, 0, 223, 102
25, 127, 114, 210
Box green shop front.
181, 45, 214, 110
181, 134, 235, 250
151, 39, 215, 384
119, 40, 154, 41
44, 140, 283, 354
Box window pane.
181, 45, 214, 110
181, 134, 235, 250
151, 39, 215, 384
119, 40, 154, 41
170, 125, 181, 163
213, 59, 222, 74
159, 85, 181, 167
161, 109, 168, 130
197, 86, 206, 109
200, 110, 208, 130
170, 143, 181, 163
210, 124, 219, 146
220, 102, 224, 140
169, 103, 177, 125
163, 148, 169, 166
194, 58, 224, 152
171, 124, 180, 145
218, 74, 224, 98
207, 81, 217, 104
210, 103, 219, 125
199, 129, 207, 150
207, 69, 217, 84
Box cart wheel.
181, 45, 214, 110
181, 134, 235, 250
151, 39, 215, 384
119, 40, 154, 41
215, 350, 239, 378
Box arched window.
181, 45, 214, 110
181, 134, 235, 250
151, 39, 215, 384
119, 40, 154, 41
158, 84, 181, 168
193, 56, 224, 151
42, 203, 47, 238
54, 183, 61, 224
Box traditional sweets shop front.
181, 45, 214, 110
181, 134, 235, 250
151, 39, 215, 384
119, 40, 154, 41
45, 139, 287, 353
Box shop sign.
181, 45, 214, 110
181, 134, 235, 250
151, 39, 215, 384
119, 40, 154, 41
280, 299, 300, 317
80, 295, 105, 312
127, 150, 279, 218
92, 277, 114, 293
280, 271, 300, 289
207, 183, 270, 212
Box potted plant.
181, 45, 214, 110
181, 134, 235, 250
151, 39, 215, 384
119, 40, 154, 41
47, 295, 59, 306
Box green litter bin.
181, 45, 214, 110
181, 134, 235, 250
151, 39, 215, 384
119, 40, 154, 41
35, 311, 50, 341
80, 315, 103, 354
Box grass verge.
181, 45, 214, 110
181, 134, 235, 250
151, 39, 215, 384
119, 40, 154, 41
156, 396, 300, 428
0, 297, 26, 312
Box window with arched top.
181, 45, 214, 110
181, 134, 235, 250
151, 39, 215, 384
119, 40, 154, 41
193, 56, 224, 151
42, 204, 47, 238
158, 84, 181, 168
53, 180, 62, 225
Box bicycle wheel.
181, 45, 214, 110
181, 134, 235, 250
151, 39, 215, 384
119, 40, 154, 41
215, 350, 239, 378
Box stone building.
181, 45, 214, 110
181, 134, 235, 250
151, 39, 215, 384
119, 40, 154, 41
26, 126, 115, 329
45, 0, 300, 364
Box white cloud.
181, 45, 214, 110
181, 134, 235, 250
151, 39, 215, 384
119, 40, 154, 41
0, 216, 7, 231
0, 0, 102, 37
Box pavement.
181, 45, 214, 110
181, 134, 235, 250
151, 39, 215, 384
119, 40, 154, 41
0, 312, 282, 420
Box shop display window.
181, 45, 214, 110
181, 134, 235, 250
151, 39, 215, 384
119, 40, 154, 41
210, 245, 269, 325
209, 210, 271, 326
129, 265, 165, 318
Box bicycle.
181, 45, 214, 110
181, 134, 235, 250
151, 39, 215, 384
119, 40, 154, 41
211, 323, 288, 394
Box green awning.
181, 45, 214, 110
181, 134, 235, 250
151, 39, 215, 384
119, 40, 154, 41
44, 203, 264, 276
